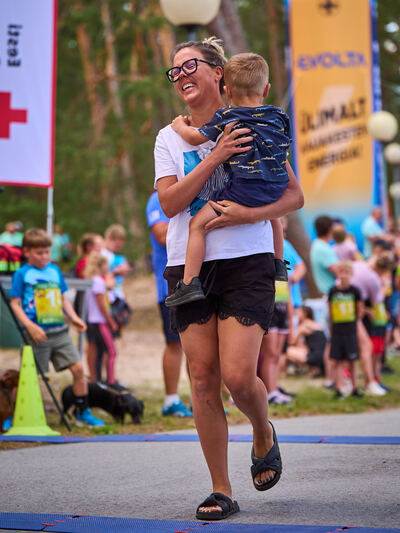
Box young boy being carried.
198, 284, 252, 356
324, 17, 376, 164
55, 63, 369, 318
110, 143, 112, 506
10, 228, 104, 427
328, 260, 363, 398
165, 52, 291, 307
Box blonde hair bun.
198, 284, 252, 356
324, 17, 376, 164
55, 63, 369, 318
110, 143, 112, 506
202, 36, 226, 61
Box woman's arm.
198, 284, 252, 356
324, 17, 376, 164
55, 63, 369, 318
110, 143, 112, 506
204, 161, 304, 230
157, 123, 253, 219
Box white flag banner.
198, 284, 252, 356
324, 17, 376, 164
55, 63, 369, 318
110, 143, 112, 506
0, 0, 57, 187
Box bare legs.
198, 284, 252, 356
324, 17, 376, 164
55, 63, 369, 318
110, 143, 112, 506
163, 340, 183, 395
180, 316, 275, 513
258, 331, 287, 395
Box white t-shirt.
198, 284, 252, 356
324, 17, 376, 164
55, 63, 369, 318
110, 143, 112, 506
87, 275, 107, 324
154, 124, 273, 267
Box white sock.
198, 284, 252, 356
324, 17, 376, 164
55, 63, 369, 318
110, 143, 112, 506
164, 394, 179, 407
268, 390, 279, 401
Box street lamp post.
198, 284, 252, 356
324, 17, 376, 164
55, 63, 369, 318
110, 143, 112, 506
160, 0, 221, 40
385, 143, 400, 223
367, 110, 399, 229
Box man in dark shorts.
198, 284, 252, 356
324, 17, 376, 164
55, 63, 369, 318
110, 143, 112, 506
146, 192, 192, 417
328, 260, 363, 398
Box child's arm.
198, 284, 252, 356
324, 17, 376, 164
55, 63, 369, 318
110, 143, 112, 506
356, 300, 364, 321
10, 297, 47, 344
62, 295, 87, 332
95, 294, 118, 332
172, 115, 208, 146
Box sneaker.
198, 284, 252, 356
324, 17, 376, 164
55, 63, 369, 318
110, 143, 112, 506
165, 277, 206, 307
162, 400, 193, 417
377, 382, 391, 392
2, 416, 12, 431
334, 389, 344, 400
278, 387, 297, 398
365, 381, 386, 397
269, 391, 292, 405
381, 364, 395, 375
274, 259, 290, 282
351, 388, 364, 398
76, 408, 105, 427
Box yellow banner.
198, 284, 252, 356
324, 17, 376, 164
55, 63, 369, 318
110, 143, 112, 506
287, 0, 374, 230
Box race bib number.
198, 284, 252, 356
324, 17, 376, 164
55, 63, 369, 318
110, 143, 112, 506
34, 282, 63, 325
372, 302, 387, 327
330, 294, 356, 323
275, 281, 290, 303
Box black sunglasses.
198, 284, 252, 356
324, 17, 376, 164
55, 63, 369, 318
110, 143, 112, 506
166, 58, 219, 83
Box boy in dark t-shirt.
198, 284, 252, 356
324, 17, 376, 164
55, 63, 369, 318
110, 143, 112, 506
328, 260, 362, 397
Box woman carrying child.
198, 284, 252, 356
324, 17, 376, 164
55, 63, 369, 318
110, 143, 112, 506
155, 37, 303, 519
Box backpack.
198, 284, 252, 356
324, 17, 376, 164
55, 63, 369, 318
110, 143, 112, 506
0, 245, 24, 274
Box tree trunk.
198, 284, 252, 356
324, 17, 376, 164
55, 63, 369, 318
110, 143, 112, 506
100, 0, 142, 235
286, 212, 321, 298
75, 1, 105, 141
207, 0, 249, 55
264, 0, 286, 106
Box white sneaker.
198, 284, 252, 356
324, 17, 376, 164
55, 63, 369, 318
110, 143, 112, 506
269, 391, 292, 405
365, 381, 386, 396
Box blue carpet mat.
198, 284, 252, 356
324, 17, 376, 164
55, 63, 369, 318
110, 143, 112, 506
0, 434, 399, 445
0, 513, 399, 533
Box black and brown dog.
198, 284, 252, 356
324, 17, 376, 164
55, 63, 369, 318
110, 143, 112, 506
62, 381, 144, 424
0, 369, 19, 432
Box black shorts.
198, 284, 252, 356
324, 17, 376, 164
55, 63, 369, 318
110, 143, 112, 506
307, 350, 324, 369
330, 332, 359, 361
269, 302, 289, 333
158, 301, 180, 343
164, 253, 275, 333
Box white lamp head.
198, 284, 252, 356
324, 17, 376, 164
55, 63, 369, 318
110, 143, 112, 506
389, 182, 400, 199
384, 143, 400, 166
367, 111, 398, 142
160, 0, 221, 27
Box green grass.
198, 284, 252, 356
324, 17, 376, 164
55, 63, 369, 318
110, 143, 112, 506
1, 354, 399, 449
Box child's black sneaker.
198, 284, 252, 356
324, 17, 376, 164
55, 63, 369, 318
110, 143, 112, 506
165, 277, 206, 307
275, 259, 290, 282
351, 388, 364, 398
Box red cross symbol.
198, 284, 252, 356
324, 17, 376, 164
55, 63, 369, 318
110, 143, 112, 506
0, 92, 28, 138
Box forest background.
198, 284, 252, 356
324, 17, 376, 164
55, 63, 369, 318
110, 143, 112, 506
1, 0, 399, 266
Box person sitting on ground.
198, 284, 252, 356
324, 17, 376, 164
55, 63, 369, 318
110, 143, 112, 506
9, 228, 104, 427
285, 305, 326, 376
165, 52, 292, 307
328, 260, 363, 398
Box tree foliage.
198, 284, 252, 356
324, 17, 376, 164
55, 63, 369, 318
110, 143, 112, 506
1, 0, 399, 262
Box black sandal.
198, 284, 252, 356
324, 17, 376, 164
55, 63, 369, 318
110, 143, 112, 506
195, 492, 240, 521
251, 421, 282, 491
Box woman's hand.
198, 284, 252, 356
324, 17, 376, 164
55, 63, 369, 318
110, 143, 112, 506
212, 122, 253, 164
205, 200, 251, 230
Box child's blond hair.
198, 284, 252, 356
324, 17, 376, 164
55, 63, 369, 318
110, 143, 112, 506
336, 260, 353, 274
104, 224, 126, 241
22, 228, 52, 249
224, 53, 269, 99
84, 252, 108, 279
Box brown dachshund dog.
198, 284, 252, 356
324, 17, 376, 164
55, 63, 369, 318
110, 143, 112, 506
0, 369, 19, 432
